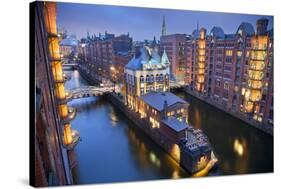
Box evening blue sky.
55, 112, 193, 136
57, 2, 273, 41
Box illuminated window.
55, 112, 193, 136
245, 89, 251, 100
149, 117, 159, 128
224, 83, 229, 90
155, 121, 160, 128
237, 51, 242, 57
241, 88, 245, 95
177, 117, 182, 122
226, 50, 233, 56
234, 86, 239, 92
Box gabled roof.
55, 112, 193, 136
125, 46, 169, 71
210, 26, 224, 39
237, 22, 255, 36
139, 92, 187, 112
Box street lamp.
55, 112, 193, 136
110, 66, 115, 71
110, 66, 117, 93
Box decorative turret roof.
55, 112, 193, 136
210, 26, 225, 39
237, 22, 255, 36
125, 46, 169, 71
152, 36, 157, 47
161, 49, 170, 65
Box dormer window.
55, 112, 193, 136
238, 29, 243, 36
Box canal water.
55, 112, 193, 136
65, 70, 273, 185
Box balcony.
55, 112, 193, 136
65, 91, 72, 101
56, 97, 68, 105
248, 62, 265, 71
247, 80, 263, 89
54, 75, 69, 83
248, 70, 264, 80
61, 107, 76, 125
56, 90, 72, 105
65, 129, 80, 150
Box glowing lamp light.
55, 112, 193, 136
110, 66, 115, 71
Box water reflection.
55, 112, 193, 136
65, 70, 273, 184
233, 138, 245, 157
109, 108, 119, 127
126, 124, 189, 179
175, 90, 273, 175
65, 70, 189, 184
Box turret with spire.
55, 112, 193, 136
161, 48, 170, 66
161, 16, 166, 36
152, 36, 157, 51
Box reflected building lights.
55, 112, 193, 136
149, 152, 161, 168
73, 70, 80, 87
171, 170, 180, 179
233, 138, 244, 157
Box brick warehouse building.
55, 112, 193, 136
76, 15, 273, 129
78, 32, 133, 84
31, 2, 79, 187
159, 18, 273, 129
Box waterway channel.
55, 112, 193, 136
65, 70, 273, 185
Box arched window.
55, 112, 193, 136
140, 75, 144, 83
146, 75, 150, 82
159, 74, 163, 81
156, 74, 159, 82
151, 74, 154, 82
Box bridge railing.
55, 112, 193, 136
66, 86, 115, 100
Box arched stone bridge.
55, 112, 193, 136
170, 80, 185, 89
67, 86, 114, 100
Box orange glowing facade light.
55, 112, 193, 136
196, 28, 207, 93
63, 123, 73, 145
243, 35, 269, 114
44, 2, 76, 146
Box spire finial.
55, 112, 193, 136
161, 15, 166, 36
